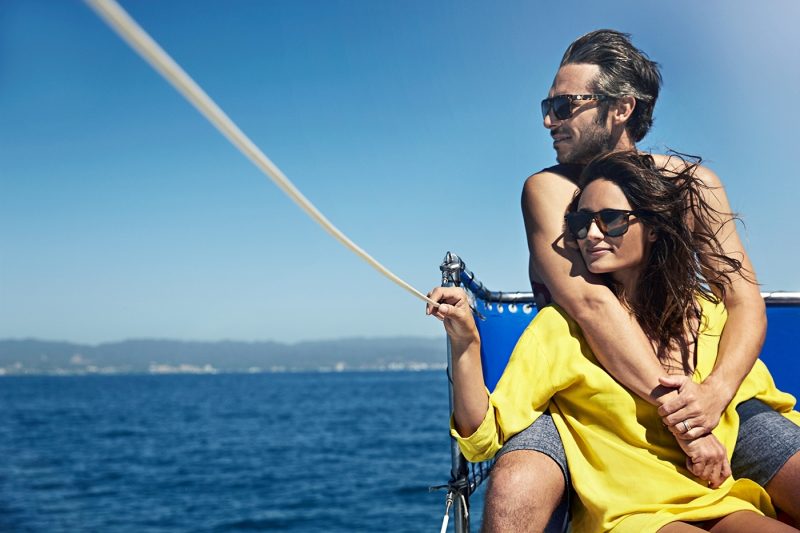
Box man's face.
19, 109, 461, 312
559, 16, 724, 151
544, 63, 614, 164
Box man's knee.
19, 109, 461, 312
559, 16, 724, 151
487, 450, 566, 510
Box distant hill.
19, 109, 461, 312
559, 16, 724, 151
0, 337, 447, 375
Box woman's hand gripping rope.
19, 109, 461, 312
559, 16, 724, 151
426, 287, 481, 351
427, 287, 488, 438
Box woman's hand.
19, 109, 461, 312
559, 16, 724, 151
426, 287, 480, 350
427, 287, 487, 436
675, 432, 731, 489
657, 375, 730, 439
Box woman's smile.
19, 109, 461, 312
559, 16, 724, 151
585, 246, 611, 258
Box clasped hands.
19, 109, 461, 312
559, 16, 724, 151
657, 375, 733, 488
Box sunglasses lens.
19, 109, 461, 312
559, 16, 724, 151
541, 96, 572, 120
567, 210, 633, 239
552, 96, 572, 120
566, 212, 592, 239
598, 210, 631, 237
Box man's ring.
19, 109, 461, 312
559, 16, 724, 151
681, 420, 691, 433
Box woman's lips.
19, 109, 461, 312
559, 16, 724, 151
586, 248, 611, 258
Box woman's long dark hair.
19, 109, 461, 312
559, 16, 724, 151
569, 151, 748, 369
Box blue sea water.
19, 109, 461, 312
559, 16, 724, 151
0, 371, 486, 532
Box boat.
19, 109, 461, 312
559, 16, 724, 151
435, 252, 800, 533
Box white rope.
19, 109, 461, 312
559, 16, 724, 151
85, 0, 438, 307
439, 514, 450, 533
439, 492, 453, 533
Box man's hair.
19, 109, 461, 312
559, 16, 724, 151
560, 30, 662, 143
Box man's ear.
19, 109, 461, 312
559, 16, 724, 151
647, 228, 658, 242
610, 95, 636, 126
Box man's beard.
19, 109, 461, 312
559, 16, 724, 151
557, 121, 615, 165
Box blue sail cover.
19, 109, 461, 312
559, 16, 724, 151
472, 298, 537, 392
475, 300, 798, 400
760, 304, 799, 398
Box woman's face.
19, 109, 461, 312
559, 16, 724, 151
575, 178, 655, 288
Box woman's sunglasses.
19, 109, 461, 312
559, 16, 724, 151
565, 209, 648, 240
540, 94, 608, 120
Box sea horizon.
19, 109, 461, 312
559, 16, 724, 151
0, 336, 449, 377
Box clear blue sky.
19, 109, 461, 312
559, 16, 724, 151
2, 0, 798, 344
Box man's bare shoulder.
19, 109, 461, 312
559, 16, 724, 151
651, 153, 724, 188
525, 164, 582, 185
521, 164, 582, 224
523, 164, 582, 199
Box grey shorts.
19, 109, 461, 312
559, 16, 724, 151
731, 398, 800, 485
497, 398, 800, 488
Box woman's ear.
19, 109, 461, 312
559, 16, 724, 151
647, 228, 658, 242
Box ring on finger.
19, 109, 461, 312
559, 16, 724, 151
681, 420, 691, 433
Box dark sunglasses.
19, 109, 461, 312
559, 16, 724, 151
541, 94, 608, 120
564, 209, 648, 240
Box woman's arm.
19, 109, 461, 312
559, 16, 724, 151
426, 286, 488, 437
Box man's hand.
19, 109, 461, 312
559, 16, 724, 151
676, 432, 731, 489
657, 375, 730, 440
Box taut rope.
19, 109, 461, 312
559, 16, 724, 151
85, 0, 438, 307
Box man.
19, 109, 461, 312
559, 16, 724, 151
480, 30, 800, 532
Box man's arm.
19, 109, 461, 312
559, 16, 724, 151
522, 169, 671, 404
656, 164, 766, 438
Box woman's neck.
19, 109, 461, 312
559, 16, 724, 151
611, 267, 642, 302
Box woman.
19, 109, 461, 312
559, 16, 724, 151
427, 151, 799, 532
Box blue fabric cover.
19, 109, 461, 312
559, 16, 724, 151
476, 301, 798, 400
759, 305, 799, 399
473, 299, 537, 392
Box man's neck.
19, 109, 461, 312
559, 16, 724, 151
610, 131, 638, 157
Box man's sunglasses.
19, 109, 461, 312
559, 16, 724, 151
564, 209, 648, 240
541, 94, 608, 120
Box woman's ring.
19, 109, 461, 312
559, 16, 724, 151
681, 420, 691, 433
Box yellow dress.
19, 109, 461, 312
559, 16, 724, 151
451, 298, 799, 532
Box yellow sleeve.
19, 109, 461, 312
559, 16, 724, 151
450, 306, 580, 462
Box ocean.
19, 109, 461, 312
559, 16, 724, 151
0, 371, 486, 532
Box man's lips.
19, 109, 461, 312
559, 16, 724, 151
551, 133, 570, 146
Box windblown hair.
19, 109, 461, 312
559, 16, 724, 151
561, 30, 662, 143
570, 151, 746, 368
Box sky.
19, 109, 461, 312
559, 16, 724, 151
1, 0, 798, 344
